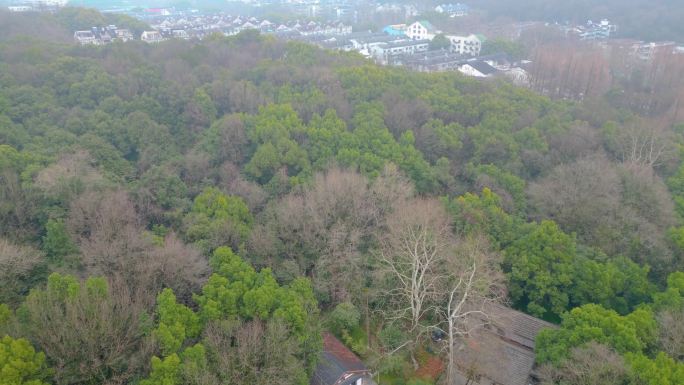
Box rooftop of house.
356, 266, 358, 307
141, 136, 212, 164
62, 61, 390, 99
382, 39, 430, 49
439, 3, 470, 11
454, 303, 558, 385
403, 50, 466, 66
415, 20, 437, 33
74, 31, 95, 38
465, 60, 499, 75
351, 34, 401, 44
310, 333, 370, 385
485, 303, 556, 349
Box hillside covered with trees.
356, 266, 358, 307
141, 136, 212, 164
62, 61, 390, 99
0, 8, 683, 385
469, 0, 684, 42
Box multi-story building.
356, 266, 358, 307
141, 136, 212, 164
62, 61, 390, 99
406, 20, 439, 41
371, 39, 431, 65
633, 41, 676, 61
447, 34, 482, 56
74, 30, 100, 45
401, 50, 465, 72
141, 30, 164, 43
579, 19, 617, 40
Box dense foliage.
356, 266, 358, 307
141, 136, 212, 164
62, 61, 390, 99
0, 8, 683, 385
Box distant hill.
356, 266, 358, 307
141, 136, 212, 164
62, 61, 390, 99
470, 0, 684, 42
66, 0, 249, 11
0, 6, 149, 42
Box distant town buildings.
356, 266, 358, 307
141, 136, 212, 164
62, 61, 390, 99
435, 3, 470, 18
579, 19, 617, 40
62, 3, 527, 79
8, 5, 32, 12
632, 41, 676, 60
141, 30, 164, 43
7, 0, 67, 12
142, 13, 351, 41
73, 30, 98, 45
73, 26, 134, 45
71, 12, 353, 46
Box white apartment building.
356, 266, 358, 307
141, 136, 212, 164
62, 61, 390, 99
406, 21, 439, 41
447, 34, 481, 56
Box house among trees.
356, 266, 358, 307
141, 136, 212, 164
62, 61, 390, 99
406, 20, 439, 41
579, 19, 617, 40
141, 30, 164, 43
458, 60, 499, 77
452, 304, 557, 385
73, 26, 134, 45
401, 50, 465, 72
73, 30, 99, 45
435, 3, 470, 17
311, 333, 375, 385
371, 39, 431, 65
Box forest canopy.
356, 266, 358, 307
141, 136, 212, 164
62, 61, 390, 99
0, 7, 683, 385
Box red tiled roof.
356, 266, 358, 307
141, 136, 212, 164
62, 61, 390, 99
322, 332, 367, 371
311, 333, 370, 385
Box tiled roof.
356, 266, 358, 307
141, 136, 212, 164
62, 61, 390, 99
310, 333, 370, 385
419, 20, 437, 32
466, 60, 498, 75
454, 304, 557, 385
486, 303, 556, 349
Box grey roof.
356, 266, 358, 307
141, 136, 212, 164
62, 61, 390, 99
453, 304, 557, 385
383, 39, 430, 49
352, 35, 400, 44
403, 50, 466, 65
486, 303, 556, 350
466, 60, 498, 75
310, 333, 370, 385
478, 52, 511, 63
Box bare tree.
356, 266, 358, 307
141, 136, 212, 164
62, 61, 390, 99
143, 233, 209, 303
21, 277, 154, 385
218, 162, 268, 212
0, 167, 39, 240
34, 150, 104, 193
529, 41, 611, 100
261, 168, 375, 302
68, 190, 208, 304
546, 122, 601, 165
0, 238, 42, 307
249, 166, 413, 304
378, 198, 453, 354
438, 236, 504, 385
612, 119, 675, 168
203, 319, 305, 385
68, 190, 146, 275
538, 342, 631, 385
658, 309, 684, 361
